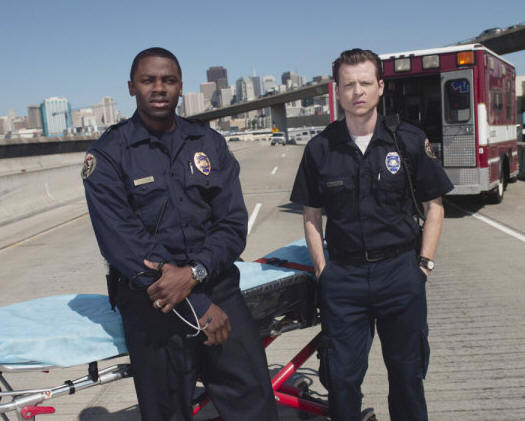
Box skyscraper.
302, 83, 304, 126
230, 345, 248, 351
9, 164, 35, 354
40, 97, 73, 137
235, 77, 255, 102
200, 81, 216, 108
281, 71, 304, 89
263, 75, 277, 94
183, 92, 205, 116
27, 105, 42, 129
102, 96, 117, 126
250, 75, 261, 98
207, 66, 228, 90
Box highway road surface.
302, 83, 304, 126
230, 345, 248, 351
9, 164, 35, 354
1, 139, 524, 420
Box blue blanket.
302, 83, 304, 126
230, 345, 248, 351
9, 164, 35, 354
0, 240, 315, 368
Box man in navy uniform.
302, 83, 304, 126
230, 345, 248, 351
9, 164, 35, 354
82, 47, 278, 421
290, 49, 453, 421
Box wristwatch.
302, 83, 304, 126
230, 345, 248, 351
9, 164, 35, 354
191, 262, 208, 283
418, 256, 435, 272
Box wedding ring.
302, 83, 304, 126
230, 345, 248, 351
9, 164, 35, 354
154, 299, 162, 309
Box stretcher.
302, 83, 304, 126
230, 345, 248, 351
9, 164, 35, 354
0, 239, 376, 420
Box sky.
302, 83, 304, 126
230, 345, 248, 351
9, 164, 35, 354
1, 0, 524, 118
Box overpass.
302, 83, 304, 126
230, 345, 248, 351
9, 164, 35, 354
190, 81, 331, 136
458, 22, 525, 54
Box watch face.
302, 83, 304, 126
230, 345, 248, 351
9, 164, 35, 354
427, 260, 435, 270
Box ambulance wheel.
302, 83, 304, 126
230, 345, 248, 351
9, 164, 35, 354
361, 407, 377, 421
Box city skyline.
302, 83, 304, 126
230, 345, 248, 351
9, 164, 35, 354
1, 0, 524, 118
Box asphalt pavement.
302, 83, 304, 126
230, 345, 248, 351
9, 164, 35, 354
0, 139, 524, 420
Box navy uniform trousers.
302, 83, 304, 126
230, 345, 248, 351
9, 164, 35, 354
318, 250, 429, 421
117, 283, 278, 421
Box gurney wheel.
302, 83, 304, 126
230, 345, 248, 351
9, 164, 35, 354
361, 407, 376, 421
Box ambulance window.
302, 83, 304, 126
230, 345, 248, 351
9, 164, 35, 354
444, 79, 470, 123
506, 80, 512, 120
492, 88, 503, 112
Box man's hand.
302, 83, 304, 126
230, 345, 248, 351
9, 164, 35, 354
199, 303, 231, 346
145, 260, 198, 314
419, 266, 431, 277
315, 263, 326, 280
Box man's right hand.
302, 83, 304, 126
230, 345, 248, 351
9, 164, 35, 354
315, 263, 326, 280
199, 303, 231, 346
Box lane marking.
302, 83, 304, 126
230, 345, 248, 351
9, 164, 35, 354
247, 203, 262, 235
44, 183, 55, 200
447, 201, 525, 243
0, 213, 89, 252
271, 166, 278, 175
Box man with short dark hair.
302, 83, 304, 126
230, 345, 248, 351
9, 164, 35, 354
82, 47, 278, 421
290, 48, 453, 421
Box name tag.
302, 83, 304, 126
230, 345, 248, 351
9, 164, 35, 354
326, 180, 344, 188
133, 176, 155, 186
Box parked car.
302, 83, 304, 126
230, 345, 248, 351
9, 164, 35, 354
228, 136, 240, 142
270, 132, 286, 146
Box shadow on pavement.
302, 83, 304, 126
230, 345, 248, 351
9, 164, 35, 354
79, 405, 140, 421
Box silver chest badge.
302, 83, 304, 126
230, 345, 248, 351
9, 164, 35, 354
385, 152, 400, 174
194, 152, 211, 176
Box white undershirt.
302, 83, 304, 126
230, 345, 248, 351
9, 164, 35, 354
350, 133, 373, 154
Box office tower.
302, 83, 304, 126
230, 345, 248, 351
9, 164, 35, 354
263, 75, 277, 94
183, 92, 205, 116
27, 105, 42, 129
0, 116, 7, 135
219, 87, 233, 107
200, 81, 216, 108
250, 75, 261, 98
102, 96, 117, 126
235, 77, 255, 102
281, 71, 304, 89
40, 97, 73, 136
207, 66, 228, 90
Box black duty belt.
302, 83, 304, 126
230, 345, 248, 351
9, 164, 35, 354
336, 243, 415, 265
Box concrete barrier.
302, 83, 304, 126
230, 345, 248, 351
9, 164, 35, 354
0, 159, 85, 226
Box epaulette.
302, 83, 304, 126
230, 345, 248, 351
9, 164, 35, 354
100, 118, 128, 137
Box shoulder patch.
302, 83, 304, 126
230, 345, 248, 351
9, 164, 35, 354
81, 153, 97, 179
424, 139, 436, 159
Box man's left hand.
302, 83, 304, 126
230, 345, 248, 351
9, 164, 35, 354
145, 260, 198, 314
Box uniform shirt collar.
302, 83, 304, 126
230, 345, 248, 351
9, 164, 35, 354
126, 112, 206, 146
330, 114, 394, 146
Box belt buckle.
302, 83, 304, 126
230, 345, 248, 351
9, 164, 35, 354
364, 250, 383, 263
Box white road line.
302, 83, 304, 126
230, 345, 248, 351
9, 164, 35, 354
447, 201, 525, 243
247, 203, 262, 235
44, 183, 55, 200
271, 166, 278, 175
281, 153, 286, 158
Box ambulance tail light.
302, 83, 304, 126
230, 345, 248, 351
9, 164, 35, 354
394, 58, 411, 72
422, 55, 440, 69
457, 51, 474, 66
478, 146, 488, 167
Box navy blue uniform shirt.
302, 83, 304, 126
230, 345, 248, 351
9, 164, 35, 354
290, 114, 453, 262
82, 113, 248, 316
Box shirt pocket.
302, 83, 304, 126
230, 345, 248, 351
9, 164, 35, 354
374, 170, 407, 207
320, 176, 356, 218
129, 174, 168, 233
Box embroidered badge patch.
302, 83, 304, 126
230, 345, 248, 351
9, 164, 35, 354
385, 152, 401, 175
194, 152, 211, 176
424, 139, 436, 159
81, 153, 97, 179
